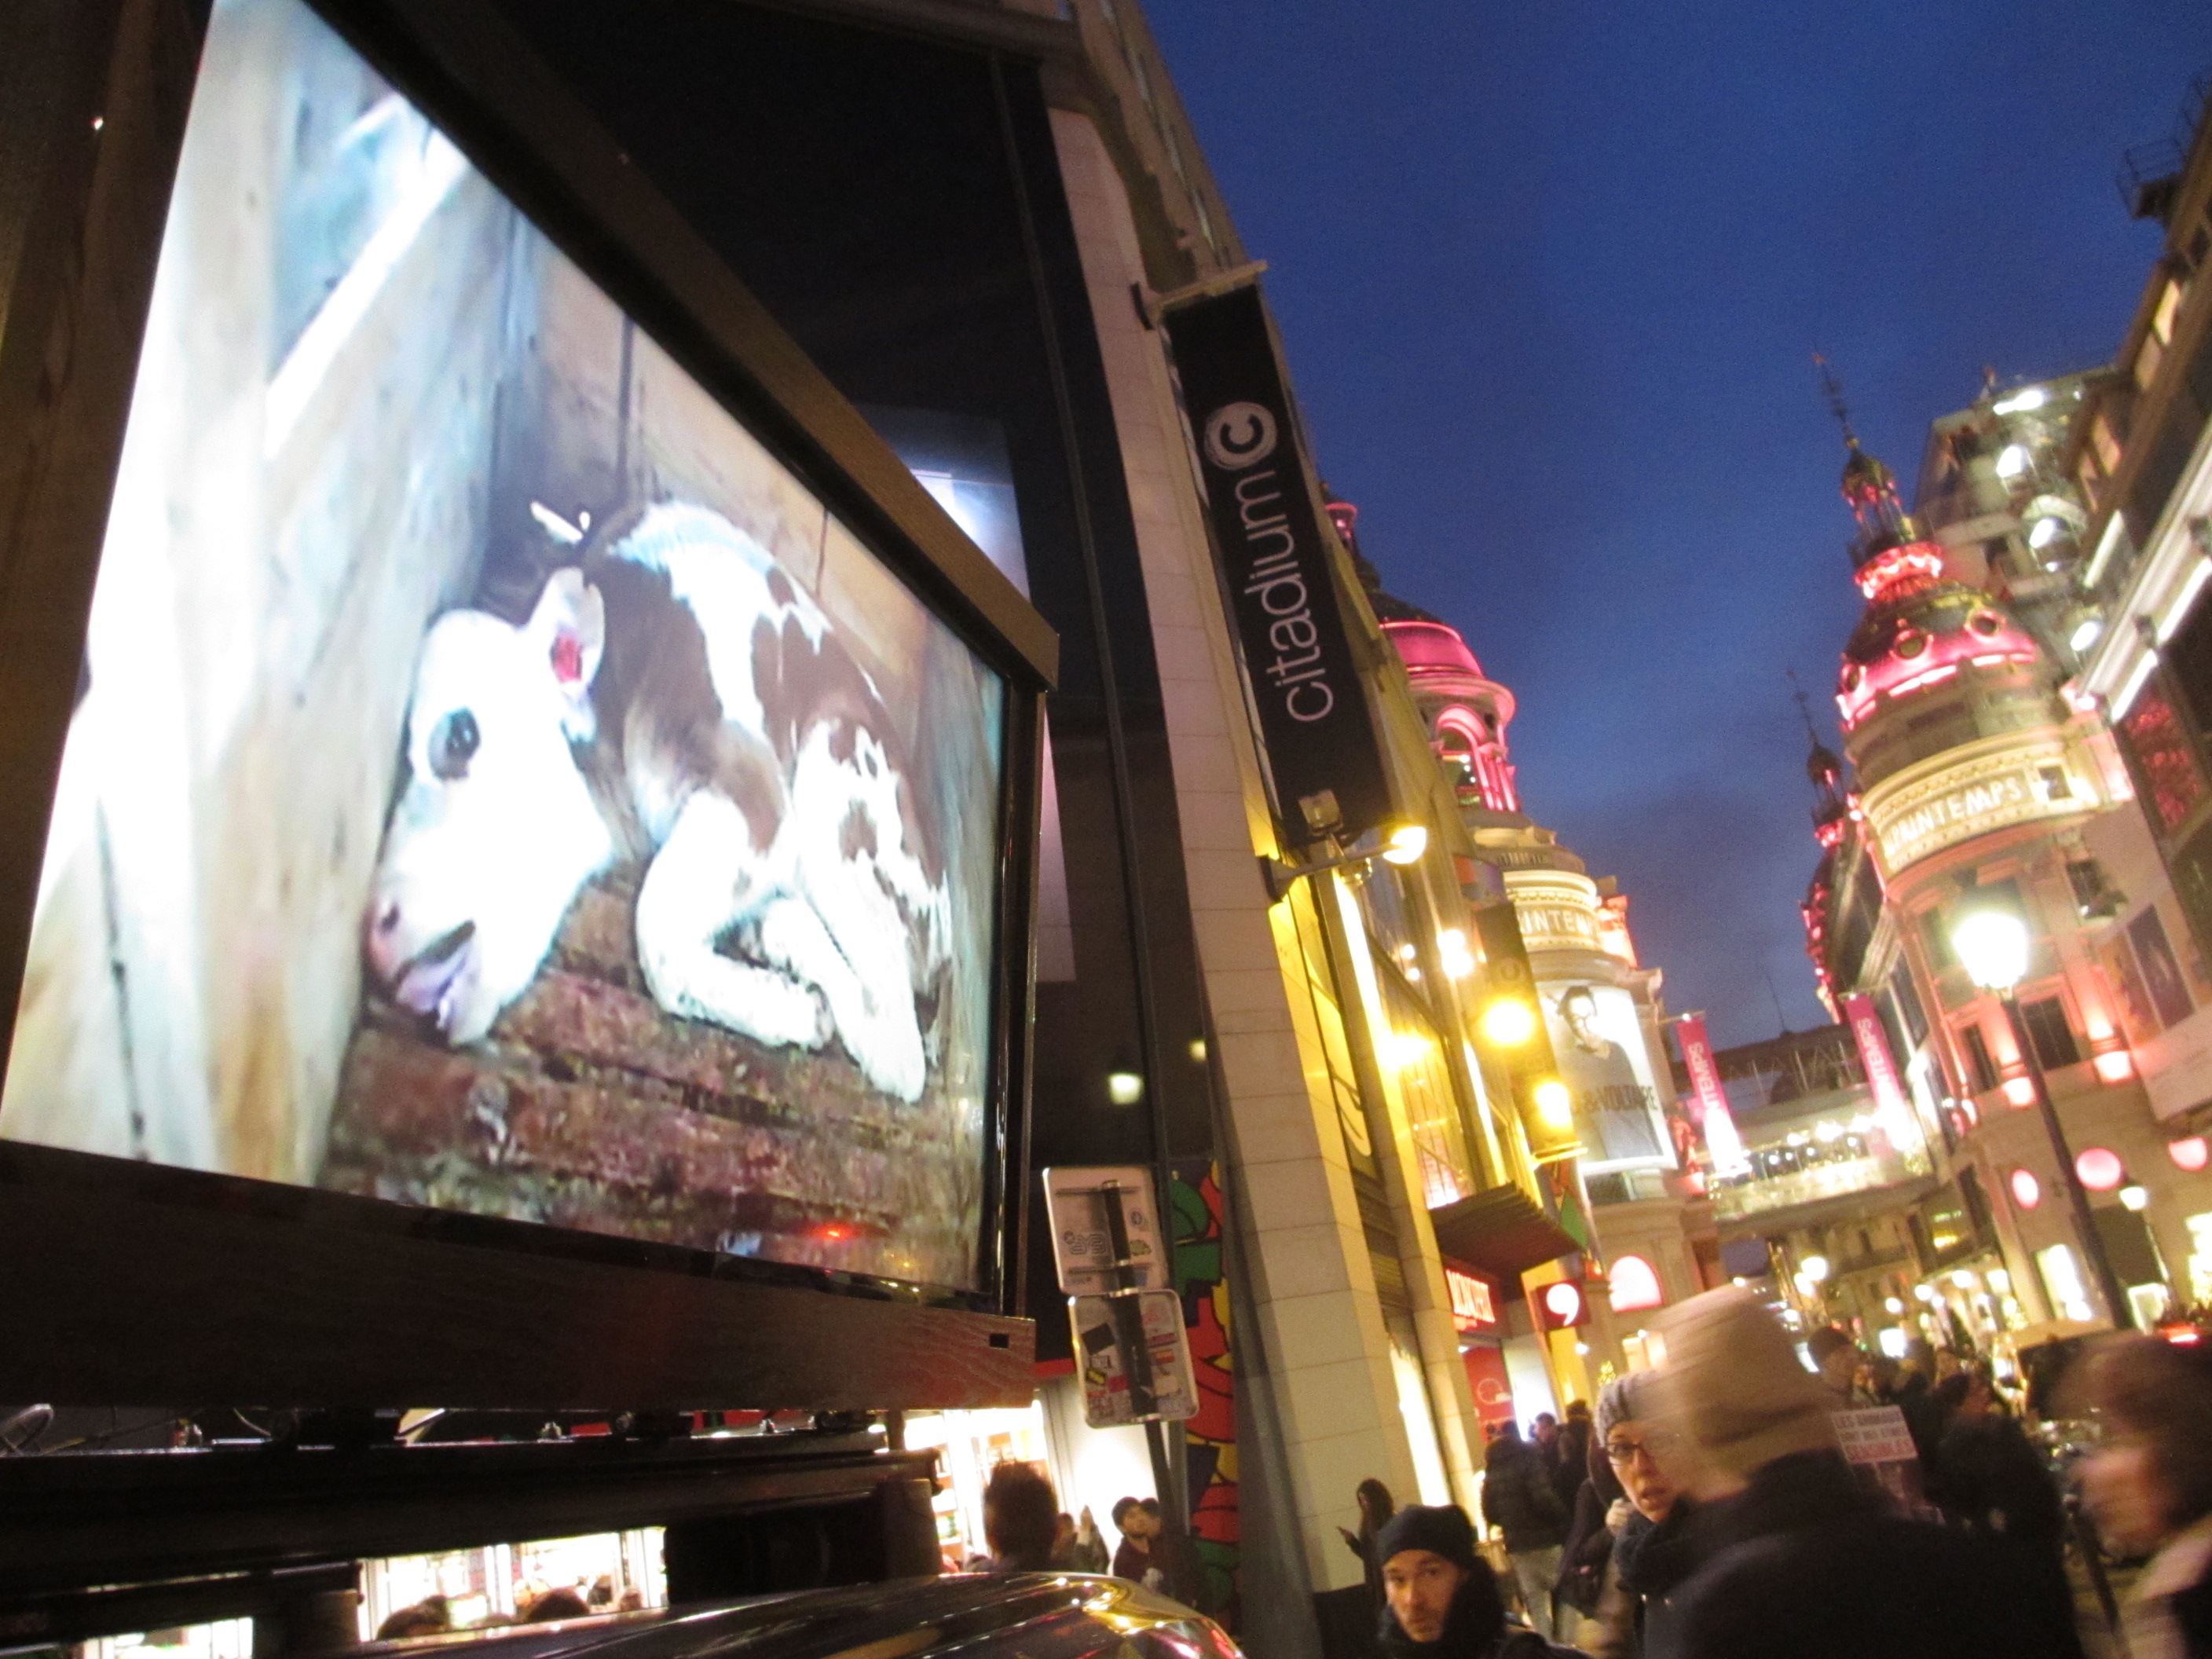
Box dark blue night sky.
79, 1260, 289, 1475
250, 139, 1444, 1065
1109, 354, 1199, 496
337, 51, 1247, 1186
1146, 2, 2212, 1047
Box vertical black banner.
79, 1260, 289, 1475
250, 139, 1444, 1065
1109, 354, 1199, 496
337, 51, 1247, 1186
1163, 284, 1392, 850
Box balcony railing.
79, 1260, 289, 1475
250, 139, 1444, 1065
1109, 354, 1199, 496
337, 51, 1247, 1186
1708, 1149, 1925, 1222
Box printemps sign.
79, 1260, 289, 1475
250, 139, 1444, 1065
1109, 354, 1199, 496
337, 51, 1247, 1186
1865, 737, 2096, 875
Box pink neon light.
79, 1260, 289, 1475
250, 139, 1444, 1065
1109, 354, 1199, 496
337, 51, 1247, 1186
2093, 1049, 2135, 1082
2075, 1147, 2125, 1191
2170, 1137, 2210, 1172
2010, 1168, 2042, 1209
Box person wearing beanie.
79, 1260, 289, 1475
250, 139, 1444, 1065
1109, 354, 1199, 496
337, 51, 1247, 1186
1578, 1372, 1698, 1659
1643, 1287, 2084, 1659
1373, 1505, 1556, 1659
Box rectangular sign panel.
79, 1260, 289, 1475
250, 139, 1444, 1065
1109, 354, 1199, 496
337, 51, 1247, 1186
1071, 1288, 1198, 1426
1675, 1016, 1752, 1177
1163, 284, 1392, 849
1042, 1166, 1164, 1295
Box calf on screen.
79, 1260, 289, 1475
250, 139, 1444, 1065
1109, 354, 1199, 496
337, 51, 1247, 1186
364, 503, 950, 1102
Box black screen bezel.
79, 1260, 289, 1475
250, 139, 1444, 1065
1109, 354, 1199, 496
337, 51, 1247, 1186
0, 0, 1050, 1408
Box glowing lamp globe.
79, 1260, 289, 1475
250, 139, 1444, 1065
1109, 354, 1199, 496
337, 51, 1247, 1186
2170, 1137, 2210, 1173
1533, 1079, 1573, 1129
1381, 823, 1429, 866
1950, 897, 2031, 991
2009, 1168, 2042, 1209
2075, 1148, 2125, 1192
1479, 997, 1538, 1047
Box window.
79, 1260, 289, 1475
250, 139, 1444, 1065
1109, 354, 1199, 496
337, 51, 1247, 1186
1890, 967, 1929, 1047
2019, 996, 2082, 1070
1921, 909, 1955, 971
1959, 1022, 1999, 1093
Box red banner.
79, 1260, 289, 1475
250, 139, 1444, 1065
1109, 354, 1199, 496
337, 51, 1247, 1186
1840, 993, 1924, 1158
1675, 1016, 1750, 1176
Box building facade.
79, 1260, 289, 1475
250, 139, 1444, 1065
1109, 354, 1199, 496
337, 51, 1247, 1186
1800, 365, 2212, 1354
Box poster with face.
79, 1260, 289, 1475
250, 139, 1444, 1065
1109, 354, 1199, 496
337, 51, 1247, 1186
1547, 982, 1666, 1167
0, 0, 1005, 1291
2130, 906, 2195, 1031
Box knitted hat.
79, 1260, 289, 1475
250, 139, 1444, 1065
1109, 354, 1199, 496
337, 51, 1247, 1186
1595, 1370, 1656, 1443
1374, 1503, 1480, 1572
1650, 1286, 1838, 1481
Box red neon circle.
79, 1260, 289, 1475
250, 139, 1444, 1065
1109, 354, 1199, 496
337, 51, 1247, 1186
2075, 1148, 2125, 1192
2170, 1137, 2210, 1174
1543, 1282, 1584, 1324
2009, 1168, 2042, 1210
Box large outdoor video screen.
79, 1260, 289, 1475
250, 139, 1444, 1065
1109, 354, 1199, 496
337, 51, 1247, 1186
0, 0, 1006, 1292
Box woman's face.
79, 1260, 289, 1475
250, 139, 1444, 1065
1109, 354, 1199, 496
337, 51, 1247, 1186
1602, 1420, 1681, 1522
2083, 1435, 2177, 1555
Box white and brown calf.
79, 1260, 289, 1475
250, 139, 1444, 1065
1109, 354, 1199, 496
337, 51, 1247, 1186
363, 502, 951, 1102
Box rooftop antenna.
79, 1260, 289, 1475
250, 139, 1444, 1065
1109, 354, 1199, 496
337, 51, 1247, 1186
1762, 966, 1790, 1038
1812, 352, 1855, 446
1786, 668, 1822, 748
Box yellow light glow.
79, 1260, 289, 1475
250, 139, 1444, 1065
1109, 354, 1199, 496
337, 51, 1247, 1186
1479, 998, 1538, 1047
1381, 823, 1429, 865
1534, 1078, 1572, 1126
1380, 1030, 1433, 1068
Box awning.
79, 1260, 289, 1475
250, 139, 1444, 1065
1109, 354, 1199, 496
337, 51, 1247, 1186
1428, 1185, 1581, 1280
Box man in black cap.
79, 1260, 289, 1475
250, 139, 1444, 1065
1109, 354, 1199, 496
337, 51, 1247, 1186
1375, 1504, 1556, 1659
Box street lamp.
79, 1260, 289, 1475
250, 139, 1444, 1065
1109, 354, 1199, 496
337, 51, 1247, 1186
1948, 884, 2132, 1328
1259, 822, 1428, 903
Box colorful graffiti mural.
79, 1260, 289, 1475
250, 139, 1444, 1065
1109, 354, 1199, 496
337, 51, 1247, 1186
1170, 1161, 1239, 1628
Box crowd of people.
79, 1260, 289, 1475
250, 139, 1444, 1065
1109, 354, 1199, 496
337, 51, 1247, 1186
1342, 1286, 2212, 1659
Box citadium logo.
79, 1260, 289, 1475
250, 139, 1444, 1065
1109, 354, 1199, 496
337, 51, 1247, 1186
1203, 401, 1277, 471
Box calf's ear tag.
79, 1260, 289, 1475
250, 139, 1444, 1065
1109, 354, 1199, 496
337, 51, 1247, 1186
551, 631, 585, 685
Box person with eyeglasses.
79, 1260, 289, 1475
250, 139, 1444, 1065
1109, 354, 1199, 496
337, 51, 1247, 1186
1577, 1373, 1700, 1659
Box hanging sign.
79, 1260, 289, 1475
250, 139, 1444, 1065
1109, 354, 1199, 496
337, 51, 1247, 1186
1675, 1016, 1751, 1177
1071, 1289, 1199, 1426
1840, 994, 1925, 1158
1163, 283, 1391, 848
1041, 1166, 1164, 1295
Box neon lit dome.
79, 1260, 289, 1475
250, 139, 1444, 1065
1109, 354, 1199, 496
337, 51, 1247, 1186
1386, 617, 1488, 677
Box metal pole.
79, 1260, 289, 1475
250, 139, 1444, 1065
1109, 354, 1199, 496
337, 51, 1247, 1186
1997, 991, 2131, 1329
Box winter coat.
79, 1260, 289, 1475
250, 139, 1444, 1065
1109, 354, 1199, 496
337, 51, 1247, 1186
1554, 1481, 1613, 1617
1580, 1503, 1701, 1659
1932, 1413, 2063, 1544
1645, 1448, 2085, 1659
1553, 1420, 1595, 1511
2124, 1514, 2212, 1659
1483, 1439, 1570, 1554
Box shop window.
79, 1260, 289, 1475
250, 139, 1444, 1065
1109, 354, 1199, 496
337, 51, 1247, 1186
1958, 1022, 2000, 1093
2018, 997, 2081, 1070
1920, 908, 1956, 972
2119, 682, 2210, 835
2037, 1243, 2096, 1324
2185, 1213, 2212, 1306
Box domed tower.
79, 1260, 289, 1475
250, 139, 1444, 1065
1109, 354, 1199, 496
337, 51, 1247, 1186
1829, 434, 2056, 794
1327, 487, 1521, 814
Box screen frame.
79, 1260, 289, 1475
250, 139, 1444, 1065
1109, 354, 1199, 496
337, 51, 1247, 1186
0, 0, 1051, 1408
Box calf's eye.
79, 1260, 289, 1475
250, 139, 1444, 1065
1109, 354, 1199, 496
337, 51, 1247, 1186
431, 709, 480, 780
